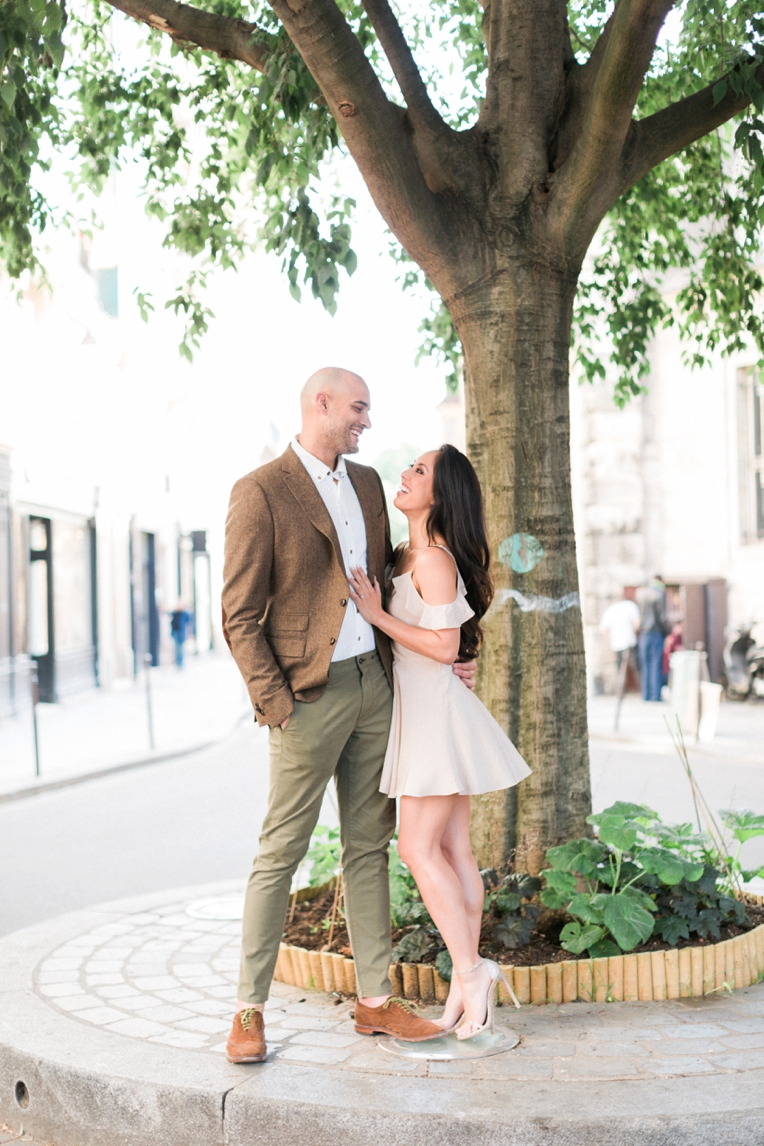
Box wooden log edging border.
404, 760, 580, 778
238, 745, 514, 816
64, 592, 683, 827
274, 922, 764, 1005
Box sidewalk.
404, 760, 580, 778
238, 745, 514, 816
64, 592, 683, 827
0, 653, 251, 800
588, 692, 764, 765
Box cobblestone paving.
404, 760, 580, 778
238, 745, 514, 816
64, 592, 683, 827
34, 892, 764, 1081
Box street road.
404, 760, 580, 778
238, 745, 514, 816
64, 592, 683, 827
0, 724, 338, 938
1, 707, 763, 937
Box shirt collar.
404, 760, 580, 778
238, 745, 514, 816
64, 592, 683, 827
292, 437, 348, 482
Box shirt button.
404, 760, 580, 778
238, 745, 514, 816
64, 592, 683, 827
330, 638, 336, 645
341, 599, 347, 606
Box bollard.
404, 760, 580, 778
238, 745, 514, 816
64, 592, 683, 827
144, 653, 155, 750
30, 664, 41, 778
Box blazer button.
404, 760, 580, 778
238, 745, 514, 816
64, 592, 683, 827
330, 637, 336, 645
341, 598, 347, 607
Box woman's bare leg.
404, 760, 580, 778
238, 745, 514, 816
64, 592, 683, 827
436, 795, 485, 1027
398, 794, 492, 1031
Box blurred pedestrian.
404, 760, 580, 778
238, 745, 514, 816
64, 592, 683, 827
599, 594, 640, 679
663, 622, 684, 686
170, 602, 191, 668
636, 576, 668, 702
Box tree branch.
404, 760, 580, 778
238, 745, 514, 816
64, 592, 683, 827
267, 0, 455, 276
106, 0, 273, 72
554, 0, 674, 228
622, 60, 764, 190
361, 0, 444, 134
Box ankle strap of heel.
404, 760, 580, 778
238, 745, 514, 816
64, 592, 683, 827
454, 958, 484, 975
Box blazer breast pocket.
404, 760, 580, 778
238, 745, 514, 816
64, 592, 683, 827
270, 636, 306, 658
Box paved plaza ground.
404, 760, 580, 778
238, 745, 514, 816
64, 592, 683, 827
2, 882, 764, 1145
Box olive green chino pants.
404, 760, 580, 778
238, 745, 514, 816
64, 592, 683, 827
238, 651, 395, 1004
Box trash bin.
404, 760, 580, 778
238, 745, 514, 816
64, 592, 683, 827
669, 650, 709, 739
698, 681, 723, 742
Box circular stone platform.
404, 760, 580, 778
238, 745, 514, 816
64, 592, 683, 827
2, 882, 764, 1146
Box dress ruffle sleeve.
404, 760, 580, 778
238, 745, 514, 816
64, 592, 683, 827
398, 575, 475, 630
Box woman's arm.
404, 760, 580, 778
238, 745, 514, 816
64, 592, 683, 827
347, 549, 461, 665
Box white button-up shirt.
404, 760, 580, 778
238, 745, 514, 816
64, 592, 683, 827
292, 437, 376, 661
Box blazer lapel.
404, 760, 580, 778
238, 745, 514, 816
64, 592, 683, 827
281, 446, 345, 572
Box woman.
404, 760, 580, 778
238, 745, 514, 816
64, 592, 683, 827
348, 444, 531, 1040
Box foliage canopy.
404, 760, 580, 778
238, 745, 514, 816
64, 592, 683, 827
2, 0, 763, 392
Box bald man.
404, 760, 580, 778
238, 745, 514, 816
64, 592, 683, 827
222, 368, 475, 1061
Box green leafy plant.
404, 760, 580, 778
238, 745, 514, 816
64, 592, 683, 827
391, 926, 432, 964
481, 870, 542, 951
540, 801, 753, 959
306, 825, 341, 887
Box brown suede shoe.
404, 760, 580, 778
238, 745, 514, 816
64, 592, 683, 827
226, 1007, 267, 1063
354, 997, 442, 1041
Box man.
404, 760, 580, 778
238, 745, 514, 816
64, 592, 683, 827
636, 576, 668, 702
169, 602, 191, 668
599, 593, 640, 690
222, 367, 475, 1062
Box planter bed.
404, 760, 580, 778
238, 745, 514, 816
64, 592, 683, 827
274, 884, 764, 1006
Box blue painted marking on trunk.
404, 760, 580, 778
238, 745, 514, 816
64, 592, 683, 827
498, 533, 546, 574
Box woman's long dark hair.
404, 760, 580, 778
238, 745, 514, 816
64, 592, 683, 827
426, 444, 493, 659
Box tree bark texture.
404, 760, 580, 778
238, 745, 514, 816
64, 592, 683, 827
450, 263, 590, 874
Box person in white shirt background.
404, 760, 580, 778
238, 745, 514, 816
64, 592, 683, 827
600, 595, 641, 677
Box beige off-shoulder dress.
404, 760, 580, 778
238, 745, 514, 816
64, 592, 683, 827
379, 549, 531, 799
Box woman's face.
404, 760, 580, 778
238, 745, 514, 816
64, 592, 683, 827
394, 450, 439, 515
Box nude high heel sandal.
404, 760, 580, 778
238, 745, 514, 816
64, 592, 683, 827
454, 958, 520, 1041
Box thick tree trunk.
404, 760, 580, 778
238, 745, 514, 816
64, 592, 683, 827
447, 258, 591, 876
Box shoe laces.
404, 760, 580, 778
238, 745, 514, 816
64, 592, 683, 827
239, 1007, 261, 1031
382, 996, 419, 1015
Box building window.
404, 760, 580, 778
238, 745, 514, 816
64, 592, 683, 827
738, 367, 764, 542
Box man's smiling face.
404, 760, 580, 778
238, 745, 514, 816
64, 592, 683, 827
324, 375, 371, 457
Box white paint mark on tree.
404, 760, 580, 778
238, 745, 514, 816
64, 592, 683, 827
491, 589, 581, 615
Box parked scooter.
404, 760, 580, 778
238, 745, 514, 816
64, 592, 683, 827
721, 625, 764, 701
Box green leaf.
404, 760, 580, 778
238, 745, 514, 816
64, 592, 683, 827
492, 912, 536, 949
540, 868, 577, 908
653, 916, 691, 945
494, 891, 522, 913
545, 839, 607, 875
504, 872, 542, 899
588, 801, 656, 825
391, 926, 432, 964
595, 814, 641, 853
601, 894, 655, 951
719, 810, 764, 843
639, 847, 689, 887
712, 79, 727, 107
560, 921, 606, 955
568, 893, 606, 924
588, 938, 622, 958
620, 885, 657, 912
435, 949, 452, 983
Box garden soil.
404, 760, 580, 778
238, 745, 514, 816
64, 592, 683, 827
282, 887, 764, 969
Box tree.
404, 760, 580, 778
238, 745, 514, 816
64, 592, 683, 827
3, 0, 764, 872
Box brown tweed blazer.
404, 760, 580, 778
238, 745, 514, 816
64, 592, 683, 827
222, 444, 394, 727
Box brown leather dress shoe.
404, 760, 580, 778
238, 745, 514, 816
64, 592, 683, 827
354, 997, 442, 1041
226, 1007, 267, 1063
